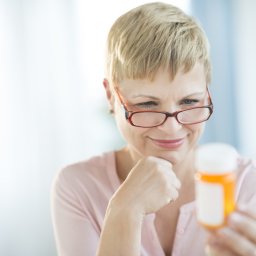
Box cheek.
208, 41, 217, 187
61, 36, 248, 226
114, 111, 148, 143
187, 123, 206, 139
114, 109, 136, 140
113, 103, 127, 130
114, 112, 127, 136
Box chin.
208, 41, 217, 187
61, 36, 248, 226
131, 142, 193, 166
158, 152, 182, 165
143, 148, 183, 165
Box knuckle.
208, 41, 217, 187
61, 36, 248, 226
165, 183, 178, 197
146, 155, 158, 162
168, 188, 179, 201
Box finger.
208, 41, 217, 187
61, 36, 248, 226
205, 243, 239, 256
163, 169, 181, 189
228, 212, 256, 243
207, 235, 238, 255
168, 186, 179, 202
205, 244, 218, 256
238, 205, 256, 220
155, 156, 173, 165
172, 176, 181, 189
151, 156, 173, 169
216, 227, 256, 256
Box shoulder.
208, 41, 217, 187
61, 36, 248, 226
236, 156, 256, 205
52, 151, 117, 196
51, 151, 118, 226
61, 151, 115, 178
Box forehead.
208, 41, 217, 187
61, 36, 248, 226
118, 63, 206, 98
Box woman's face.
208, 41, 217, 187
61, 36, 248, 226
112, 63, 208, 165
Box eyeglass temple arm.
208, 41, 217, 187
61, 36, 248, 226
207, 87, 213, 107
113, 86, 124, 104
113, 86, 130, 119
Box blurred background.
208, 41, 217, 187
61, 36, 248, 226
0, 0, 255, 255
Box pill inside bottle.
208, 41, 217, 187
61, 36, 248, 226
195, 143, 238, 230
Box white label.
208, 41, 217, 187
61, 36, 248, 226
195, 181, 224, 226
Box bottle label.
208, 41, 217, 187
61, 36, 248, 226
196, 181, 224, 226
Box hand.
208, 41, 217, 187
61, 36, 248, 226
206, 205, 256, 256
112, 156, 181, 216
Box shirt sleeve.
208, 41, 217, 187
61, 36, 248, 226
51, 169, 100, 256
237, 158, 256, 207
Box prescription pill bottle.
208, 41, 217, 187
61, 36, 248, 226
195, 143, 238, 230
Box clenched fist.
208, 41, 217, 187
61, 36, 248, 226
112, 156, 181, 216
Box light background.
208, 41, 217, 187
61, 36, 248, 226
0, 0, 255, 255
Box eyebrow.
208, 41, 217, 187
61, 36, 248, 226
130, 91, 206, 100
132, 94, 159, 100
182, 92, 206, 98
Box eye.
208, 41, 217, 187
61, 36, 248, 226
180, 98, 200, 106
134, 101, 159, 109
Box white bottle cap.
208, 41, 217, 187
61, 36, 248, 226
195, 143, 238, 174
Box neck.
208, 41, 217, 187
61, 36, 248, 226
115, 147, 134, 182
173, 150, 196, 184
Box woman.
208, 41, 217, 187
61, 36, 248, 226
51, 2, 256, 255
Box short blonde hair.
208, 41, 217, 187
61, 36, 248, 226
105, 2, 211, 86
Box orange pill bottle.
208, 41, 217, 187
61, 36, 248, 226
195, 143, 238, 230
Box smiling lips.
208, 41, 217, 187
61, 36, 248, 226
150, 138, 184, 149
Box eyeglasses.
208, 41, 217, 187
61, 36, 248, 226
113, 87, 213, 128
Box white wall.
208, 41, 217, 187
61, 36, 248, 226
233, 0, 256, 158
0, 1, 190, 255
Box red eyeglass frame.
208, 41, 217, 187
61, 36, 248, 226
113, 85, 214, 127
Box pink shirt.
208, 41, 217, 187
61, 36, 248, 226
51, 151, 256, 256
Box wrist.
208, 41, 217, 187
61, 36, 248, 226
98, 196, 143, 256
108, 195, 144, 224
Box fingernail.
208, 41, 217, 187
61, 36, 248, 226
217, 227, 231, 237
229, 213, 242, 224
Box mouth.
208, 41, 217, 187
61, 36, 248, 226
149, 137, 185, 149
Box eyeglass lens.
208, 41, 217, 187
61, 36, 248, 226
130, 107, 211, 127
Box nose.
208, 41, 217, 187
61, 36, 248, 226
158, 114, 183, 132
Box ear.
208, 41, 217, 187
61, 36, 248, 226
103, 78, 114, 113
103, 78, 112, 100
